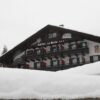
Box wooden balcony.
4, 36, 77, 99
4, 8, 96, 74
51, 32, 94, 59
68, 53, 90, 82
26, 46, 89, 60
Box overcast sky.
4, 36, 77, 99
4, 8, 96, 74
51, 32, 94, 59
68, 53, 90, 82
0, 0, 100, 54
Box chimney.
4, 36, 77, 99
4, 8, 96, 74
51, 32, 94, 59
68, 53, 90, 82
59, 24, 64, 27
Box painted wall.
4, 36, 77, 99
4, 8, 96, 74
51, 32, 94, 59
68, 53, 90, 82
85, 39, 100, 56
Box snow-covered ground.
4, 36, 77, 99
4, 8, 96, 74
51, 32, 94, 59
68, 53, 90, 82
0, 62, 100, 99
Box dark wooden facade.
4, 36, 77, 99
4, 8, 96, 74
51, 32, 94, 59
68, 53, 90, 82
0, 25, 100, 71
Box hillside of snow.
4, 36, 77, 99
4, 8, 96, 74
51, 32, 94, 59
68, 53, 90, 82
0, 62, 100, 99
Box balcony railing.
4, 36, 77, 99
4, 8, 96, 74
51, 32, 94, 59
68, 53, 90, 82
26, 45, 89, 60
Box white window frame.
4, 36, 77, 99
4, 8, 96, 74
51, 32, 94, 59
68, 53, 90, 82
62, 33, 72, 39
95, 45, 100, 53
93, 55, 99, 62
52, 60, 58, 66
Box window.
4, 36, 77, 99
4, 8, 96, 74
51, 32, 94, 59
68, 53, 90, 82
64, 43, 69, 50
58, 44, 64, 51
41, 62, 46, 69
62, 33, 72, 39
51, 45, 58, 52
53, 32, 57, 38
78, 55, 84, 64
93, 55, 99, 62
48, 34, 52, 39
27, 61, 34, 68
26, 49, 34, 55
64, 56, 69, 65
52, 60, 58, 66
46, 46, 50, 52
35, 62, 41, 69
95, 45, 100, 53
46, 59, 51, 67
37, 49, 41, 55
84, 55, 90, 63
41, 47, 46, 54
48, 32, 57, 39
70, 42, 77, 49
71, 55, 78, 64
52, 48, 57, 52
82, 42, 86, 47
59, 59, 65, 65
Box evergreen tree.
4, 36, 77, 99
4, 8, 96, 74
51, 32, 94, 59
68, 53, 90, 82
1, 45, 8, 55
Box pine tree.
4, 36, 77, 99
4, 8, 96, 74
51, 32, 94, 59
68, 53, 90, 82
1, 45, 8, 55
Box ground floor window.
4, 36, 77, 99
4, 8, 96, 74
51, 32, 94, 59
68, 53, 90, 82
78, 55, 85, 64
51, 60, 58, 66
35, 62, 41, 69
93, 55, 99, 62
70, 55, 78, 64
84, 55, 90, 63
63, 56, 69, 65
27, 61, 34, 69
59, 59, 65, 66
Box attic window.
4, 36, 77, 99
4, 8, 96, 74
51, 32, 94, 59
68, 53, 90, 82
48, 32, 57, 39
62, 33, 72, 39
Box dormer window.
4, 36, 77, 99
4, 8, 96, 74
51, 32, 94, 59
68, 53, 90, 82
53, 32, 57, 37
48, 32, 57, 39
62, 33, 72, 39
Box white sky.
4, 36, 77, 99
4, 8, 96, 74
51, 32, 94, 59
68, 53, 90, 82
0, 0, 100, 54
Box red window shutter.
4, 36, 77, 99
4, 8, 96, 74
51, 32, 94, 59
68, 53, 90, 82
61, 60, 65, 65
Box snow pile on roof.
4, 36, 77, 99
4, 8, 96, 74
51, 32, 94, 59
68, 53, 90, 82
0, 62, 100, 99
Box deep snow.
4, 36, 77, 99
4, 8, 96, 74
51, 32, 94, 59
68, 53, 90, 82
0, 62, 100, 99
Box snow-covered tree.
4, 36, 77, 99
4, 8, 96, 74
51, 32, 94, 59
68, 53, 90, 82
1, 45, 8, 55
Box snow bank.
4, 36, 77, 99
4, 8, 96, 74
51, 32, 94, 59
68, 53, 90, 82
59, 61, 100, 75
0, 62, 100, 99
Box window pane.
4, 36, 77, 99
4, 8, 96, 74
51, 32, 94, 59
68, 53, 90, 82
46, 46, 50, 52
71, 44, 76, 49
62, 33, 72, 39
78, 55, 84, 63
64, 43, 69, 50
53, 60, 58, 66
48, 34, 52, 38
95, 45, 100, 53
36, 63, 41, 68
64, 57, 69, 65
59, 60, 65, 65
82, 42, 86, 47
84, 55, 90, 63
93, 56, 99, 61
53, 33, 57, 38
72, 58, 77, 64
37, 50, 41, 55
52, 47, 57, 52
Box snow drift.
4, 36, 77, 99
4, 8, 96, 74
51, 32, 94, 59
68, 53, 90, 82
0, 62, 100, 99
